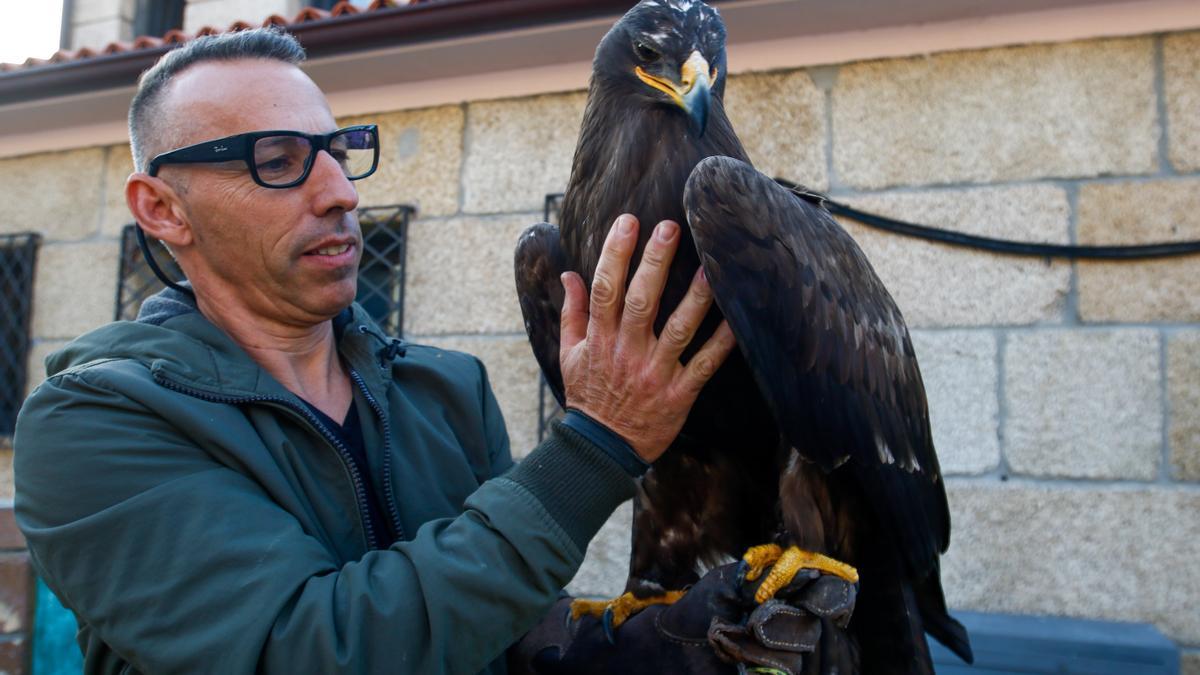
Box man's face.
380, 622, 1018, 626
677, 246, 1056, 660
156, 59, 362, 326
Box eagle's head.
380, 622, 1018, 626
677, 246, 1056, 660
593, 0, 727, 137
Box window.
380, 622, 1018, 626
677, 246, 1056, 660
134, 0, 185, 39
0, 233, 41, 435
115, 204, 412, 335
115, 226, 182, 321
355, 205, 412, 337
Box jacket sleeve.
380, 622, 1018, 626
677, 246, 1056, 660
14, 362, 633, 675
478, 357, 517, 479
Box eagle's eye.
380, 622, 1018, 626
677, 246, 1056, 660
634, 41, 662, 63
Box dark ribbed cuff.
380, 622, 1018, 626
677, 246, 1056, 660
560, 410, 650, 477
505, 421, 637, 552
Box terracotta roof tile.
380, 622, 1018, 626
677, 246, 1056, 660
330, 2, 362, 18
133, 36, 165, 49
262, 14, 292, 28
161, 29, 191, 45
293, 7, 332, 23
0, 0, 437, 72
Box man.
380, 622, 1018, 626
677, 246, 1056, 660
15, 28, 851, 674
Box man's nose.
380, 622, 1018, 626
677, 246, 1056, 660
308, 149, 360, 214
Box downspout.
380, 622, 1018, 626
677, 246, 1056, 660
59, 0, 75, 51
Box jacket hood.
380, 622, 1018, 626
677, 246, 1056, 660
44, 286, 401, 401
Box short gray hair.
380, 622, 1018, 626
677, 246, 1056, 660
128, 28, 306, 172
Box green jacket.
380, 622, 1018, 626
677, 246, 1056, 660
14, 289, 634, 674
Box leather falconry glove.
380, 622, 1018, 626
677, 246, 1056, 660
508, 561, 858, 675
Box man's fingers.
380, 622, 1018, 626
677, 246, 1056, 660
654, 267, 717, 364
620, 220, 680, 340
559, 271, 588, 354
677, 320, 736, 396
588, 214, 639, 334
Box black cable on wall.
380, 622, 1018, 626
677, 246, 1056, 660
773, 178, 1200, 261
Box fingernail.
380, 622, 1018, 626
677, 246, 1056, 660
618, 215, 636, 235
656, 220, 678, 242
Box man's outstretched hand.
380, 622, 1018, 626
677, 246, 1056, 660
508, 562, 859, 675
559, 214, 737, 463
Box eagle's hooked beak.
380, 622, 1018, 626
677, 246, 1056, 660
636, 50, 715, 137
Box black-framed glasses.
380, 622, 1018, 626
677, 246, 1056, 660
147, 124, 379, 188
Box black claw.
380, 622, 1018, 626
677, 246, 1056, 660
735, 560, 750, 585
602, 608, 616, 644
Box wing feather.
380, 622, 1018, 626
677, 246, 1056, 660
514, 223, 568, 406
683, 156, 950, 573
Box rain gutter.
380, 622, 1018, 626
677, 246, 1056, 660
0, 0, 633, 105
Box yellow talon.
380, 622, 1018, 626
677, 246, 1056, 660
741, 543, 784, 581
569, 597, 612, 621
744, 545, 859, 604
569, 590, 686, 627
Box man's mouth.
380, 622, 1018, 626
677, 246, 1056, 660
308, 243, 352, 256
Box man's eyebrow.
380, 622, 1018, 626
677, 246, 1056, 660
254, 130, 339, 145
209, 159, 248, 171
254, 135, 296, 148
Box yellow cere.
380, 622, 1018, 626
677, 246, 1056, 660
679, 50, 709, 91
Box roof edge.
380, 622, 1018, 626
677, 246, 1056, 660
0, 0, 630, 105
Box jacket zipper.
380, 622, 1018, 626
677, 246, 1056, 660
153, 375, 381, 551
348, 368, 405, 542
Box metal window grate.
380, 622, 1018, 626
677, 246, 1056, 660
355, 205, 413, 337
537, 193, 567, 442
115, 205, 413, 335
0, 233, 41, 435
115, 226, 183, 321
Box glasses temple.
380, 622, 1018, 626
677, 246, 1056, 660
135, 225, 194, 297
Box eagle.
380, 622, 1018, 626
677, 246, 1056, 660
514, 1, 974, 671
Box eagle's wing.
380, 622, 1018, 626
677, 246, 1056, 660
514, 223, 568, 407
683, 155, 949, 575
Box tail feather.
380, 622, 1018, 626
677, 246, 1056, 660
915, 563, 974, 665
924, 611, 974, 666
850, 564, 974, 674
852, 574, 934, 675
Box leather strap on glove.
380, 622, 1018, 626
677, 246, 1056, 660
708, 572, 858, 674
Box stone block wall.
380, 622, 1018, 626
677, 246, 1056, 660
182, 0, 298, 34
0, 25, 1197, 669
69, 0, 134, 50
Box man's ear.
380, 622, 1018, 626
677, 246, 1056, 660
125, 173, 193, 248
